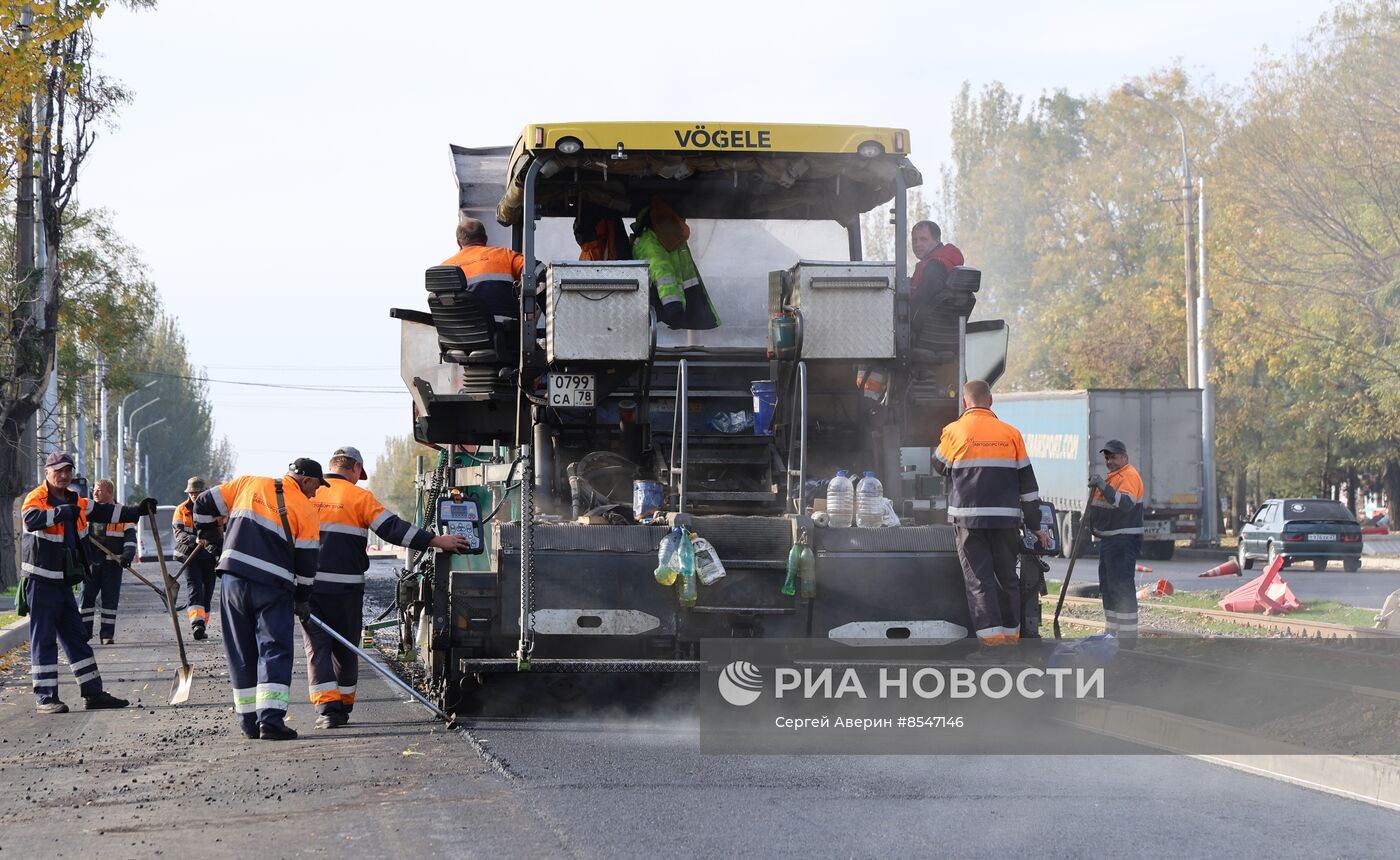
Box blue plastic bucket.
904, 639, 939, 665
751, 380, 777, 436
633, 480, 665, 520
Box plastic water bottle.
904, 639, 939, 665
654, 527, 681, 586
827, 470, 854, 528
692, 535, 727, 585
677, 531, 698, 606
856, 471, 884, 528
797, 535, 816, 598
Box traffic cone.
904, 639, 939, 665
1199, 559, 1242, 578
1135, 564, 1154, 573
1136, 578, 1175, 599
1220, 555, 1303, 614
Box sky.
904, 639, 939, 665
75, 0, 1337, 483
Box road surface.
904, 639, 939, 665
1, 561, 1397, 858
1044, 555, 1400, 609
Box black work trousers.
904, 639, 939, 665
954, 526, 1021, 644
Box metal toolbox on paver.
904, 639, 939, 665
773, 261, 895, 359
546, 260, 651, 363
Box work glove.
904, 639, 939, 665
121, 551, 136, 567
137, 497, 159, 516
294, 601, 311, 623
1088, 474, 1109, 493
53, 504, 81, 523
657, 300, 686, 329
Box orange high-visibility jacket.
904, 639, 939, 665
311, 475, 433, 592
441, 244, 525, 319
193, 476, 320, 596
1092, 464, 1145, 537
933, 407, 1041, 530
21, 484, 139, 580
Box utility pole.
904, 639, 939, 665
97, 354, 109, 480
1198, 177, 1218, 543
75, 384, 86, 477
1122, 84, 1199, 387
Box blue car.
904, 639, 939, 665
1238, 498, 1363, 572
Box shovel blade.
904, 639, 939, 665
169, 666, 195, 705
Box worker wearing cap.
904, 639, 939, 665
303, 446, 470, 728
79, 479, 136, 644
933, 380, 1051, 646
174, 476, 223, 640
21, 452, 155, 713
192, 460, 325, 740
1089, 440, 1145, 644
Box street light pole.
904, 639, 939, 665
116, 380, 157, 501
133, 417, 166, 488
120, 389, 160, 500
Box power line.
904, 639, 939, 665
135, 369, 402, 394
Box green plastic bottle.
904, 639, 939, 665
654, 527, 681, 586
677, 530, 698, 606
783, 540, 801, 596
798, 534, 816, 598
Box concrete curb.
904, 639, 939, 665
0, 616, 28, 657
1068, 700, 1400, 811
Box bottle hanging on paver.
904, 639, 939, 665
856, 471, 884, 528
827, 470, 854, 528
797, 533, 816, 598
655, 527, 682, 586
677, 530, 698, 606
692, 534, 727, 585
784, 533, 815, 597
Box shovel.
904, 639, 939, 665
306, 613, 460, 729
1052, 493, 1096, 640
145, 515, 196, 705
87, 536, 171, 599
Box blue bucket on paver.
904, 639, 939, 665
633, 480, 665, 520
751, 380, 777, 436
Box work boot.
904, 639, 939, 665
192, 621, 207, 641
240, 726, 260, 739
84, 691, 130, 710
36, 700, 70, 715
259, 722, 298, 741
315, 712, 348, 730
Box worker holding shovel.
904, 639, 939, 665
19, 452, 156, 714
173, 476, 222, 640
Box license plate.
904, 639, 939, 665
548, 373, 595, 408
1307, 533, 1337, 541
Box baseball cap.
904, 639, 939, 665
331, 445, 367, 479
1100, 439, 1127, 455
288, 458, 331, 487
45, 451, 75, 469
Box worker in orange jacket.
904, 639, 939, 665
302, 446, 470, 728
21, 452, 153, 713
441, 217, 543, 319
192, 461, 326, 740
933, 380, 1051, 645
1089, 440, 1146, 644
